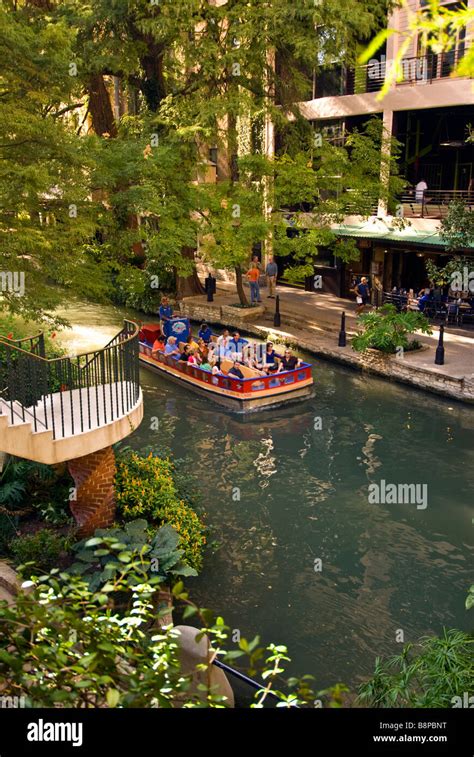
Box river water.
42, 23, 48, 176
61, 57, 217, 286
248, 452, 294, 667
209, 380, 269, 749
57, 299, 474, 689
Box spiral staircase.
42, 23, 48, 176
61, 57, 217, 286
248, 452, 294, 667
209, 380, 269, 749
0, 321, 144, 535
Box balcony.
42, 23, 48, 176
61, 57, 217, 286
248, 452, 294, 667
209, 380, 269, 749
399, 189, 474, 219
316, 47, 469, 99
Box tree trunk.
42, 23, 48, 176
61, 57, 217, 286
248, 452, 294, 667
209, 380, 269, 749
235, 265, 248, 306
87, 74, 117, 137
176, 247, 206, 298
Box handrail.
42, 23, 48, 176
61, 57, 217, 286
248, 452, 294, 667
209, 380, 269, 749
0, 320, 141, 440
0, 320, 139, 364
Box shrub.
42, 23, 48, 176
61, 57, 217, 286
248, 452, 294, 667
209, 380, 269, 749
115, 452, 206, 571
0, 570, 343, 708
10, 529, 70, 578
352, 304, 432, 354
358, 629, 474, 707
69, 519, 197, 591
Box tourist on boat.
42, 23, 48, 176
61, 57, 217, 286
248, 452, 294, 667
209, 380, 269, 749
216, 329, 232, 359
265, 342, 277, 365
164, 336, 180, 358
228, 331, 246, 360
278, 349, 302, 372
246, 263, 261, 305
159, 296, 173, 329
200, 360, 213, 371
187, 335, 200, 351
179, 345, 191, 362
197, 338, 209, 361
228, 360, 245, 379
187, 349, 199, 365
198, 322, 213, 343
151, 335, 166, 353
217, 328, 230, 346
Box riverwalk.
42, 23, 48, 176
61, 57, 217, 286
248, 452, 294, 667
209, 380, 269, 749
179, 283, 474, 404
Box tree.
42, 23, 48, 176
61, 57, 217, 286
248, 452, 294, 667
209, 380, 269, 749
440, 200, 474, 252
0, 3, 110, 325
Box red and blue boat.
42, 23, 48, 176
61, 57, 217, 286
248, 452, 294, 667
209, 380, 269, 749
138, 317, 314, 413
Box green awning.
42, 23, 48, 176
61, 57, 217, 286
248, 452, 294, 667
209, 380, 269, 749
331, 223, 474, 250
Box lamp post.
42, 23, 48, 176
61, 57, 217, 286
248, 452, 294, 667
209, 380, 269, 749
205, 273, 216, 303
435, 324, 445, 365
273, 294, 281, 327
338, 311, 347, 347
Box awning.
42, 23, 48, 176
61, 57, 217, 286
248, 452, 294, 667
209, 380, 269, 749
333, 223, 449, 248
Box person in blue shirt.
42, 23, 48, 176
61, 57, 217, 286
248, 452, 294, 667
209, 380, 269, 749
198, 322, 213, 343
228, 331, 247, 360
159, 296, 173, 329
264, 342, 277, 365
355, 277, 370, 314
164, 336, 180, 358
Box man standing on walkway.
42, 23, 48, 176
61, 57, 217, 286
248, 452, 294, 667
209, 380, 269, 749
247, 262, 261, 305
355, 277, 371, 315
266, 256, 278, 299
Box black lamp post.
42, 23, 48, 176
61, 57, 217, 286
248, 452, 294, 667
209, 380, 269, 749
205, 273, 216, 303
435, 324, 445, 365
338, 311, 347, 347
273, 294, 281, 327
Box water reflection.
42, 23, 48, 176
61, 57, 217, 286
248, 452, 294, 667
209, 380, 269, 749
133, 360, 474, 689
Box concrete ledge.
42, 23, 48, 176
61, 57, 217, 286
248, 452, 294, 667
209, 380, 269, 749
0, 392, 144, 464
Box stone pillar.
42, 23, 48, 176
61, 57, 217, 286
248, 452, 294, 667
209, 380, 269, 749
377, 109, 394, 218
67, 445, 116, 538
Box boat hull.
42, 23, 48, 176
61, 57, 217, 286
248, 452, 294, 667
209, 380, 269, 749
139, 350, 315, 413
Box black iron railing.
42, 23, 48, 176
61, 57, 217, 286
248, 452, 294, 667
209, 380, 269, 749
0, 320, 140, 440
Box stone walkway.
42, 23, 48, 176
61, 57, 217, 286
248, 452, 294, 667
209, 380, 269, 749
179, 282, 474, 403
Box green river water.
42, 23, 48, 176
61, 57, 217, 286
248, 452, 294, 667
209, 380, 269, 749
57, 298, 474, 689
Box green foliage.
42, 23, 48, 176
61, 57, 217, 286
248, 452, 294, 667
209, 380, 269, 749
69, 519, 197, 591
10, 529, 70, 578
0, 458, 54, 509
425, 255, 474, 289
440, 202, 474, 252
352, 304, 432, 354
0, 568, 346, 708
115, 452, 206, 571
358, 629, 474, 707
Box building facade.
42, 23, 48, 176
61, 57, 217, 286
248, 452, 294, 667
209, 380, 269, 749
277, 0, 474, 300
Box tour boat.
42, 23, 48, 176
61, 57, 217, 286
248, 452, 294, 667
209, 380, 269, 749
138, 319, 314, 413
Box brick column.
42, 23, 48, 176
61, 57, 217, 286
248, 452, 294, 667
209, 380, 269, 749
67, 445, 116, 538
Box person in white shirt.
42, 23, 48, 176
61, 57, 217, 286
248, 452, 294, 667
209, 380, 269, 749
415, 179, 428, 203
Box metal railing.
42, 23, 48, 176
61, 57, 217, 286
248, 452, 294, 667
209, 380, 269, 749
319, 46, 469, 98
399, 189, 474, 218
0, 320, 140, 440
